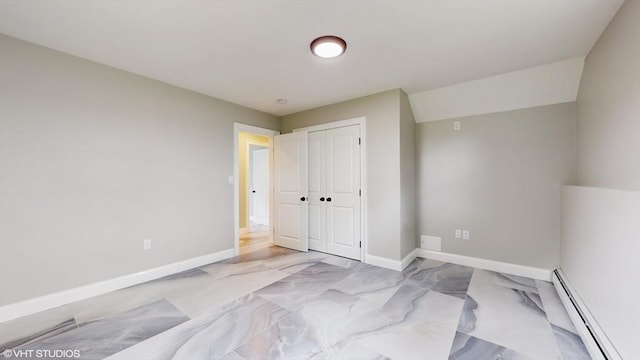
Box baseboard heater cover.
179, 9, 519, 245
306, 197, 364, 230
552, 269, 621, 360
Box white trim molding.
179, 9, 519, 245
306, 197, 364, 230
0, 248, 234, 323
366, 249, 418, 272
366, 254, 403, 271
415, 249, 552, 281
553, 269, 622, 360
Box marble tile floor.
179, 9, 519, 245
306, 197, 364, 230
0, 246, 590, 360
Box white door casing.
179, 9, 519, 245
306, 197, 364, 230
250, 147, 269, 226
274, 131, 308, 252
326, 125, 361, 260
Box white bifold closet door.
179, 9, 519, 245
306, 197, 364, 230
308, 125, 361, 260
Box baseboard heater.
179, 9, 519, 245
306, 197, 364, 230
552, 269, 622, 360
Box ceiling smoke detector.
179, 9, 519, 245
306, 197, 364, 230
310, 36, 347, 59
276, 98, 288, 105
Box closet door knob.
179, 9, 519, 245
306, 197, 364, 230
320, 197, 325, 201
326, 197, 332, 202
300, 197, 307, 201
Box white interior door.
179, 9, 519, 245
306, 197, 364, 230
308, 131, 326, 252
250, 147, 269, 226
274, 131, 308, 252
326, 125, 361, 260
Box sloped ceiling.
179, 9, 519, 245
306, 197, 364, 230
0, 0, 624, 116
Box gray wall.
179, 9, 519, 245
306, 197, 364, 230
281, 90, 404, 261
399, 90, 417, 258
561, 1, 640, 358
0, 34, 279, 305
576, 0, 640, 191
417, 103, 576, 269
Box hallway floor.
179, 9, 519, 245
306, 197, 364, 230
239, 223, 272, 255
0, 247, 590, 360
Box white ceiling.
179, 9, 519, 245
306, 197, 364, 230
0, 0, 624, 116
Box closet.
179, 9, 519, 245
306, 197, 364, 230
274, 123, 362, 261
308, 125, 361, 260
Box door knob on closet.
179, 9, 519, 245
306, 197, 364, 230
300, 197, 307, 201
320, 197, 325, 201
326, 197, 332, 202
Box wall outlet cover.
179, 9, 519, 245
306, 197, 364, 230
421, 235, 442, 251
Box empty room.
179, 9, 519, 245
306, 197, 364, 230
0, 1, 638, 359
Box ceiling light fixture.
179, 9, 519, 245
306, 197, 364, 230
310, 35, 347, 59
276, 98, 288, 105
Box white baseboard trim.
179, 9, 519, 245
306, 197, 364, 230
552, 269, 621, 360
366, 254, 402, 271
0, 248, 235, 323
401, 248, 419, 270
366, 250, 418, 272
415, 249, 552, 281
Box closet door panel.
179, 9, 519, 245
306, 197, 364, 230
326, 125, 361, 260
307, 131, 326, 252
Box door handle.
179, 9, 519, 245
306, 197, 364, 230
252, 190, 256, 193
300, 197, 307, 201
326, 197, 332, 202
320, 197, 325, 201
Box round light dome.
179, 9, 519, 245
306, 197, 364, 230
310, 36, 347, 59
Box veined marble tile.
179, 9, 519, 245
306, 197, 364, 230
16, 299, 188, 360
320, 253, 363, 269
404, 260, 474, 299
165, 266, 290, 317
535, 280, 591, 359
471, 269, 539, 293
105, 294, 289, 360
352, 285, 465, 360
332, 265, 405, 299
449, 332, 535, 360
219, 351, 245, 360
458, 271, 560, 359
235, 289, 380, 359
550, 324, 591, 360
68, 268, 215, 325
262, 250, 329, 273
255, 262, 352, 311
535, 280, 577, 333
327, 340, 390, 360
0, 318, 77, 352
199, 261, 268, 280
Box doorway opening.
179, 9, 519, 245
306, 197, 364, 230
233, 124, 279, 256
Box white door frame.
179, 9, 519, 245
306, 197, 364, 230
234, 123, 279, 256
293, 116, 368, 263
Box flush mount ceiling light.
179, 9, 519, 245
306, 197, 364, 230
310, 35, 347, 59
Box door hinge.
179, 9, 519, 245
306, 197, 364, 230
359, 241, 362, 248
359, 189, 361, 196
358, 137, 361, 145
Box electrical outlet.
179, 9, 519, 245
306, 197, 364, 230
143, 239, 152, 250
455, 229, 462, 239
454, 121, 461, 131
462, 230, 470, 240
